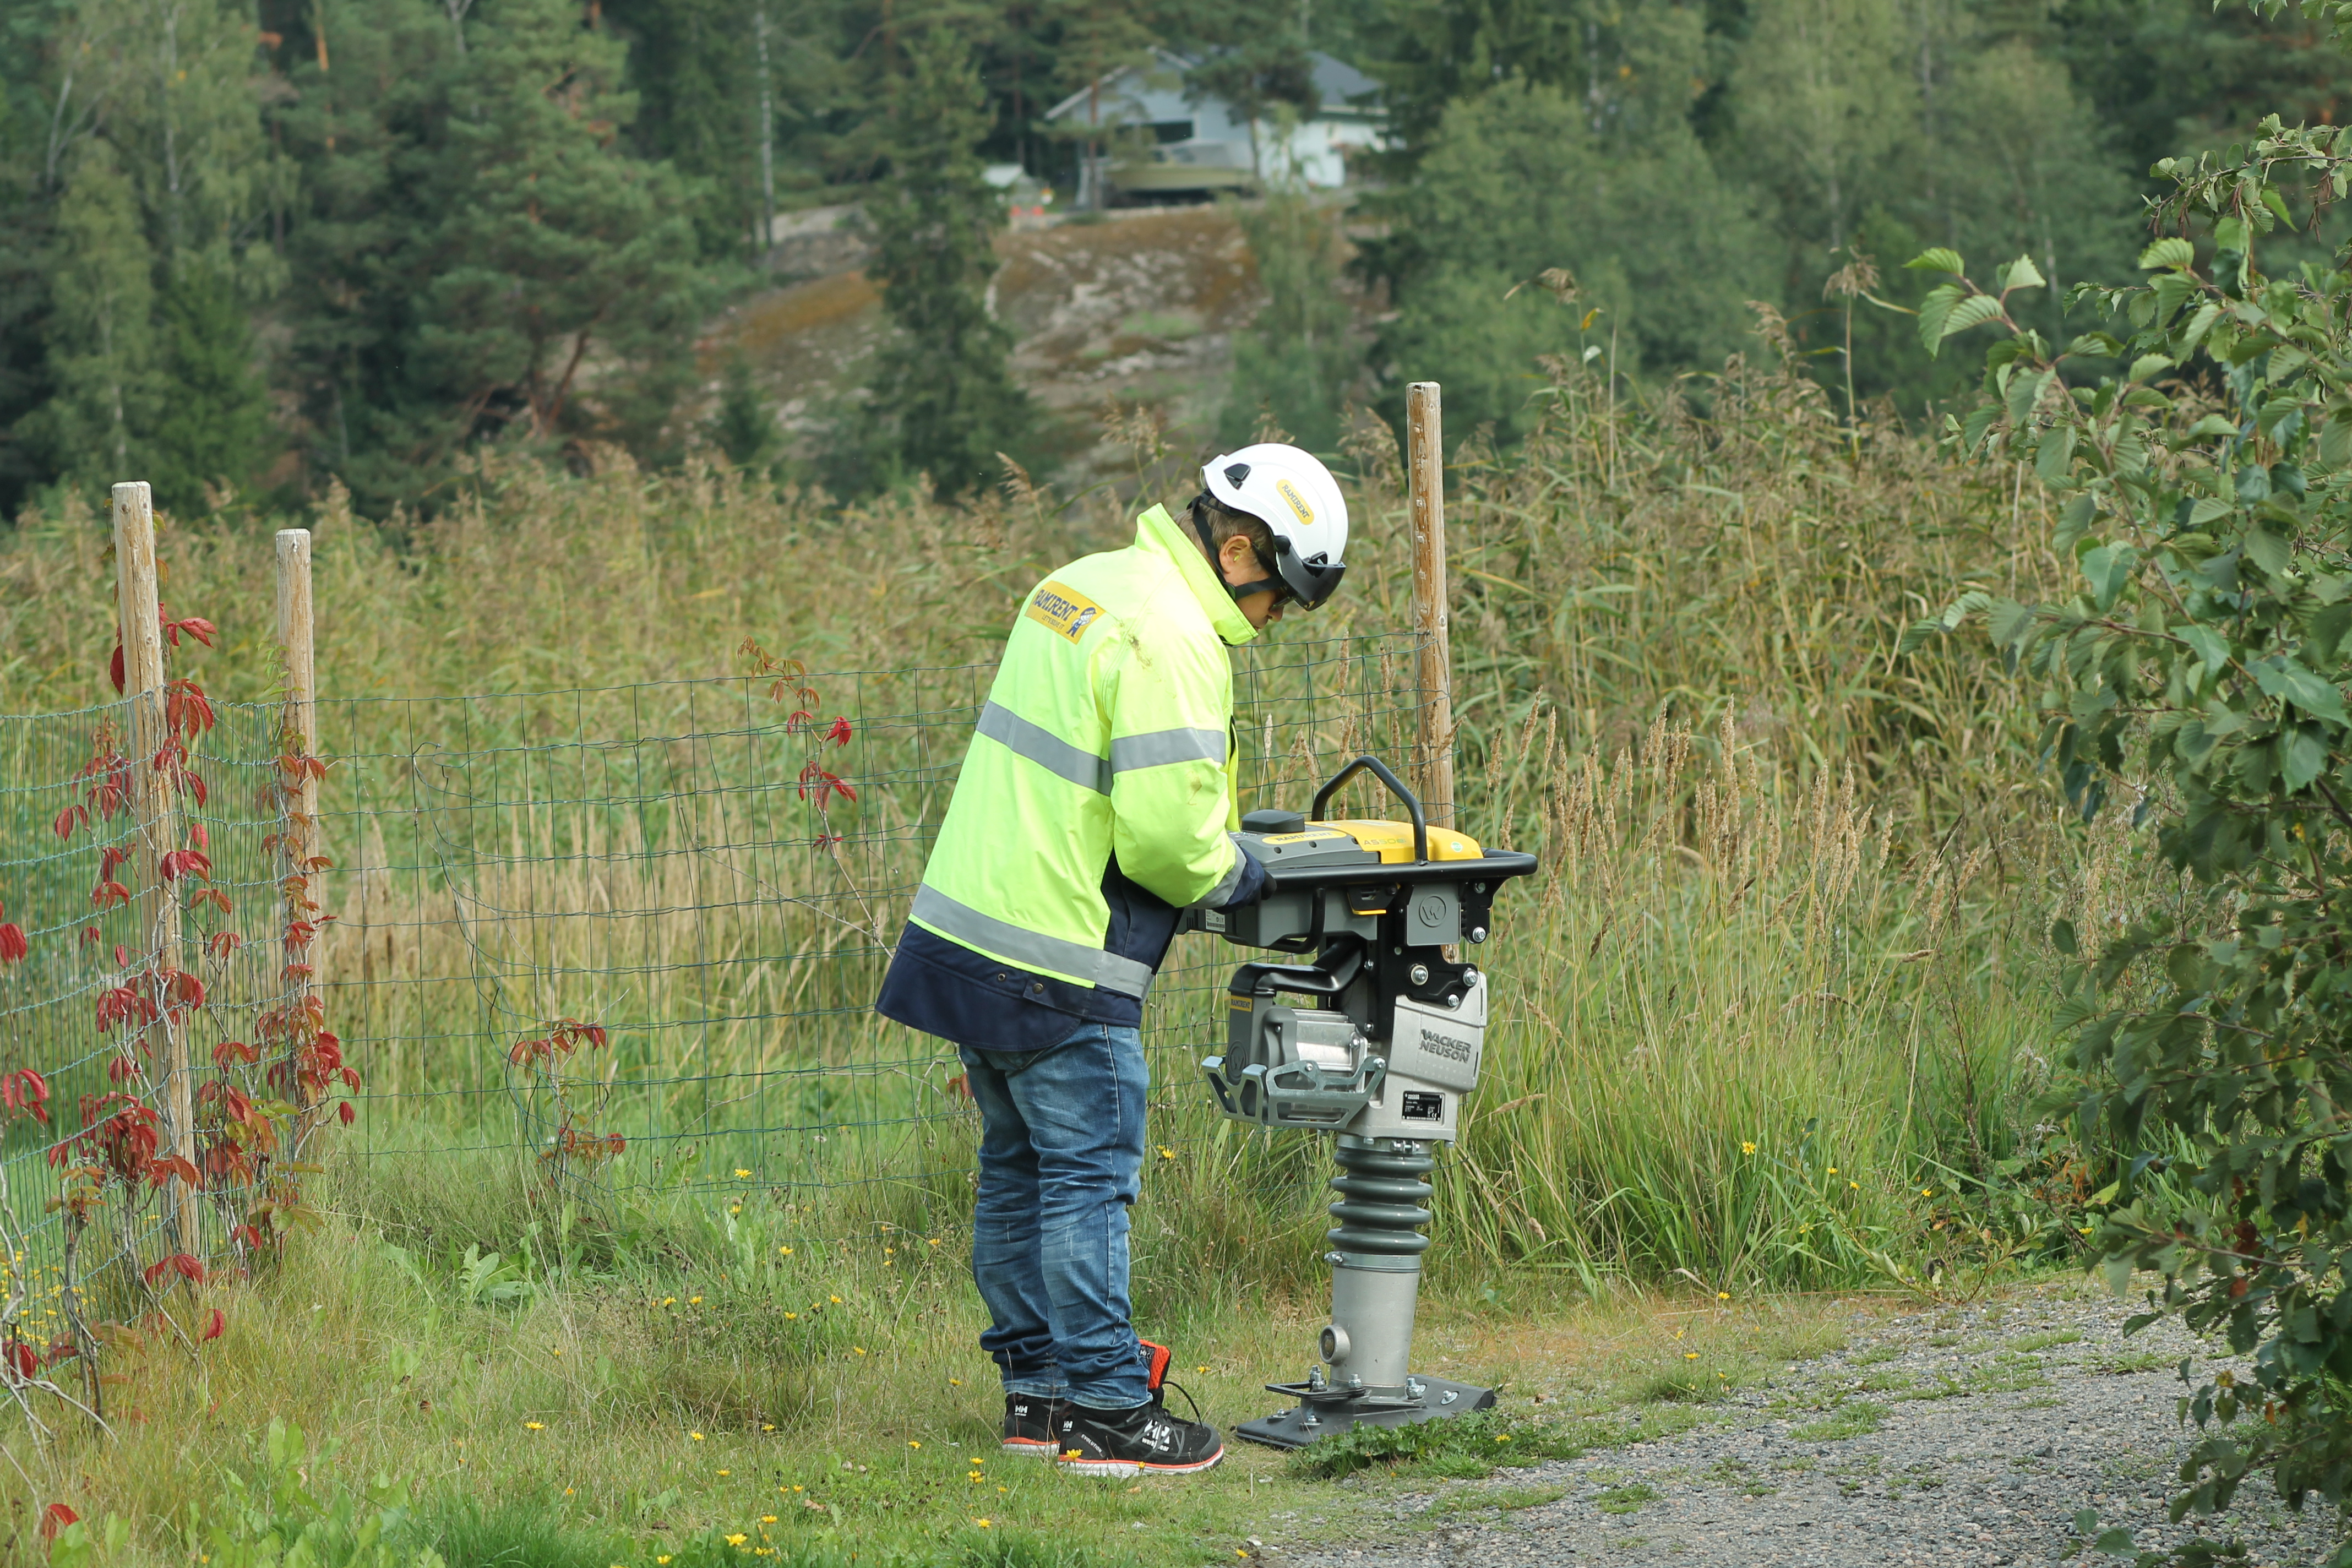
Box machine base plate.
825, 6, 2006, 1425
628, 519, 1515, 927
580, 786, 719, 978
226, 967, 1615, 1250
1234, 1375, 1498, 1449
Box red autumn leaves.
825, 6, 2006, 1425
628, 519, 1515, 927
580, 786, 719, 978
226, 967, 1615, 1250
0, 1069, 50, 1126
510, 1020, 626, 1166
509, 1017, 609, 1068
740, 638, 863, 815
141, 1253, 206, 1289
107, 608, 217, 698
793, 709, 857, 810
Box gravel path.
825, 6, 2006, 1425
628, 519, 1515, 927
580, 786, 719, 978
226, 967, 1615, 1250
1282, 1286, 2344, 1567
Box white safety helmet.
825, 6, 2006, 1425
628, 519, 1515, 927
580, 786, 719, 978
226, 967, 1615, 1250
1196, 444, 1350, 611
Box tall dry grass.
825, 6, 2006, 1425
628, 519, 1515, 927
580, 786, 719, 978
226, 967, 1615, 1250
0, 346, 2106, 1293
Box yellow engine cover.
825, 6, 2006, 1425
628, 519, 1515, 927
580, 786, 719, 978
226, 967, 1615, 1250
1255, 820, 1485, 864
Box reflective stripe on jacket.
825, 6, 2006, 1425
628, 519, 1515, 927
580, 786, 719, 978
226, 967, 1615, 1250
896, 503, 1256, 1006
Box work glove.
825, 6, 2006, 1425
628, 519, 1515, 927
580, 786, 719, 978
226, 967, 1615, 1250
1210, 835, 1270, 911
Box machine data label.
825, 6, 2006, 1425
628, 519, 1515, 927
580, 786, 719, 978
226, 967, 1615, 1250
1401, 1091, 1445, 1121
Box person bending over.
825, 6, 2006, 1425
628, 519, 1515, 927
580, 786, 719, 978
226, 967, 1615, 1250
875, 444, 1351, 1477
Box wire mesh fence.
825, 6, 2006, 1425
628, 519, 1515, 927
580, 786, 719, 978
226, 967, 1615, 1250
0, 605, 1434, 1365
0, 687, 312, 1321
284, 630, 1438, 1222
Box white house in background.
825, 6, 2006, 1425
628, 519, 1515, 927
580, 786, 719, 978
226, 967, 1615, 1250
1042, 48, 1387, 206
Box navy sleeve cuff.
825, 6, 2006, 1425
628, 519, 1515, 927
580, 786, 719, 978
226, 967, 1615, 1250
1213, 842, 1269, 910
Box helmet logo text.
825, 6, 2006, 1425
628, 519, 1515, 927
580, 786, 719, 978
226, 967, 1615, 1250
1273, 478, 1315, 527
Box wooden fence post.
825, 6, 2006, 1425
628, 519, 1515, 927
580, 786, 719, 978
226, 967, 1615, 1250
275, 530, 320, 1131
1406, 383, 1456, 829
112, 482, 196, 1233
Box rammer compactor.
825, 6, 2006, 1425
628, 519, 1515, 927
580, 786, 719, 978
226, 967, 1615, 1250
1189, 755, 1537, 1448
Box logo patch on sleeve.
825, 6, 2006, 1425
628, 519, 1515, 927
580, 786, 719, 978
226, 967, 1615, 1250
1023, 580, 1104, 643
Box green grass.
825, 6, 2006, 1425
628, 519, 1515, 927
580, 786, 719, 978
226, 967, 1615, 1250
0, 1151, 1897, 1566
1593, 1484, 1659, 1515
1788, 1401, 1888, 1442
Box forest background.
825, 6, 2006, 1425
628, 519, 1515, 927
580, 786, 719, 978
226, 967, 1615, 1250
2, 0, 2348, 519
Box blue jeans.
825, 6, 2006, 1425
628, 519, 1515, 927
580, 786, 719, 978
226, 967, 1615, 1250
960, 1020, 1150, 1412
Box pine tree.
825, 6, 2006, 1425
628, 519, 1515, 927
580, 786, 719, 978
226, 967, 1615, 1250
40, 138, 157, 493
150, 258, 271, 510
15, 0, 278, 505
276, 0, 705, 511
422, 0, 706, 450
1039, 0, 1156, 208
860, 26, 1030, 497
709, 351, 778, 470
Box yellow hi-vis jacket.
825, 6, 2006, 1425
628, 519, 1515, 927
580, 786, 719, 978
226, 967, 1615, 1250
876, 503, 1266, 1048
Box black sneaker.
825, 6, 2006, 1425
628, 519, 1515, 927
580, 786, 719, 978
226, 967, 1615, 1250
1053, 1401, 1224, 1477
1001, 1391, 1065, 1457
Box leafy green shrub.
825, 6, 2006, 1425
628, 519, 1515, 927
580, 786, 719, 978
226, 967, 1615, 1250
178, 1418, 444, 1568
1905, 117, 2352, 1565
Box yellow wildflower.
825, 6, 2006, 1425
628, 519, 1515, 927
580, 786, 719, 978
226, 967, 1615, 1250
735, 1169, 752, 1179
1741, 1142, 1756, 1155
525, 1421, 546, 1431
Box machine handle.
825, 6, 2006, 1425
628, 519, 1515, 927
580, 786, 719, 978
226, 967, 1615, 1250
1311, 755, 1429, 864
1231, 939, 1364, 999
